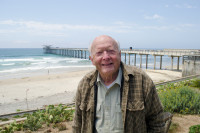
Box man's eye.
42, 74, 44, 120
96, 52, 102, 56
107, 50, 115, 54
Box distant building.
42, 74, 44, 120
43, 45, 52, 54
182, 55, 200, 77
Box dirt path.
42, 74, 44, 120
172, 114, 200, 133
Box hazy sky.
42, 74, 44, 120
0, 0, 199, 49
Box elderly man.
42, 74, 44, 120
72, 35, 167, 133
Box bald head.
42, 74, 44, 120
89, 35, 120, 56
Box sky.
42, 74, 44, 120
0, 0, 199, 49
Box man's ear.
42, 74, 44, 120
89, 56, 95, 65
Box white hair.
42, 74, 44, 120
88, 39, 120, 56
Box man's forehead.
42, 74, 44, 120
94, 41, 117, 50
90, 35, 118, 54
95, 43, 113, 49
93, 37, 115, 44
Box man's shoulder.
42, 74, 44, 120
123, 64, 147, 76
78, 69, 97, 88
82, 69, 97, 80
122, 63, 153, 83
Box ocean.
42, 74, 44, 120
0, 48, 181, 79
0, 48, 93, 79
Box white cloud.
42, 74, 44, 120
0, 19, 135, 34
140, 23, 196, 31
113, 21, 134, 29
0, 20, 197, 36
0, 20, 110, 32
0, 20, 117, 31
144, 14, 163, 20
0, 20, 17, 25
0, 29, 17, 33
13, 40, 30, 44
180, 24, 195, 27
141, 25, 169, 30
175, 4, 196, 9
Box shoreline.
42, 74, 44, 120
0, 65, 94, 80
0, 67, 182, 115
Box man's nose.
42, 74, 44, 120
102, 51, 110, 60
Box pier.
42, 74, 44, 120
43, 46, 200, 70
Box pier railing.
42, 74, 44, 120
43, 47, 200, 71
121, 49, 200, 56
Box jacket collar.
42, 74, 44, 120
121, 62, 136, 82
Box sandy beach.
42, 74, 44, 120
0, 67, 182, 115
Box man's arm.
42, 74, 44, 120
72, 83, 82, 133
144, 82, 166, 132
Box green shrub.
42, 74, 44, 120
189, 125, 200, 133
23, 112, 43, 131
158, 86, 200, 114
0, 104, 74, 132
0, 121, 23, 133
0, 118, 9, 121
190, 78, 200, 88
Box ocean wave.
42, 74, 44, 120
43, 57, 52, 60
0, 58, 35, 62
68, 60, 79, 63
0, 65, 94, 73
46, 65, 94, 69
0, 67, 43, 73
31, 62, 46, 65
1, 63, 15, 66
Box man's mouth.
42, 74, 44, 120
102, 63, 113, 66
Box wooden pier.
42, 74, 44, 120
43, 46, 200, 70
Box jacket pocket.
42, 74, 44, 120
79, 101, 92, 111
114, 103, 123, 130
127, 100, 144, 111
79, 102, 93, 133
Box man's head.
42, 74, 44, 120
89, 35, 121, 79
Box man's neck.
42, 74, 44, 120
100, 70, 119, 86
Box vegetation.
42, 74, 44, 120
190, 78, 200, 88
157, 78, 200, 114
0, 104, 74, 133
168, 122, 179, 133
157, 78, 200, 133
0, 118, 9, 122
189, 125, 200, 133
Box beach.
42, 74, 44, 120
0, 67, 182, 115
0, 48, 183, 115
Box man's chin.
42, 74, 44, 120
100, 69, 114, 76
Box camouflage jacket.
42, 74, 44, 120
72, 63, 166, 133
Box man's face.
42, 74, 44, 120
90, 37, 121, 78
